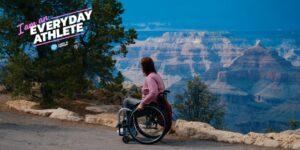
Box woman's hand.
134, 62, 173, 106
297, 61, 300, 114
137, 103, 144, 111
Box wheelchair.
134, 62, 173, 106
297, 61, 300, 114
117, 90, 171, 144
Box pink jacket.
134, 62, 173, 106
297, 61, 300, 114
141, 72, 165, 106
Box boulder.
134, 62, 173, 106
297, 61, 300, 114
256, 138, 280, 148
244, 132, 265, 145
292, 140, 300, 150
210, 130, 244, 144
243, 132, 280, 148
174, 119, 216, 140
6, 100, 56, 117
295, 129, 300, 135
174, 119, 244, 143
285, 134, 300, 149
84, 113, 118, 128
281, 129, 300, 135
6, 100, 39, 111
266, 132, 300, 149
23, 109, 56, 117
49, 108, 83, 122
85, 105, 121, 113
244, 132, 300, 149
280, 130, 296, 135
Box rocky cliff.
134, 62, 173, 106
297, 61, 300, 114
210, 41, 300, 132
212, 41, 300, 99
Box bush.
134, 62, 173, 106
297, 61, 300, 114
288, 120, 298, 130
174, 76, 226, 128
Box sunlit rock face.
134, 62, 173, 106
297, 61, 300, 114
115, 31, 246, 87
116, 31, 300, 86
209, 43, 300, 133
214, 42, 300, 99
116, 31, 300, 132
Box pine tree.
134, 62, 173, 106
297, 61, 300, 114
174, 76, 226, 128
0, 0, 137, 106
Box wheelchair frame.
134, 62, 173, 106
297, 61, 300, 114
117, 104, 168, 144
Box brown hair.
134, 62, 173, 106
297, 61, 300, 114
140, 57, 157, 76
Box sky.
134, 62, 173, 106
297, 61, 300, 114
120, 0, 300, 31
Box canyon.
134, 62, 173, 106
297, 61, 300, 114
115, 31, 300, 133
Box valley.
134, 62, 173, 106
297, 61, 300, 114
116, 31, 300, 133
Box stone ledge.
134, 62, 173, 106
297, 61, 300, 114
175, 119, 300, 150
5, 100, 300, 150
49, 108, 83, 122
6, 100, 39, 110
23, 109, 57, 117
6, 100, 83, 122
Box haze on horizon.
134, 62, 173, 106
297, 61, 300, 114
120, 0, 300, 31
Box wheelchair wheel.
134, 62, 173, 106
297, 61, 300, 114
128, 105, 168, 144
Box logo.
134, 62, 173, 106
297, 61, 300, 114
17, 8, 92, 47
51, 44, 58, 51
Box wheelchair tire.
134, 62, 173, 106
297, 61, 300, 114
128, 105, 168, 144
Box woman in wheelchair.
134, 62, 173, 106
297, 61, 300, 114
118, 57, 172, 144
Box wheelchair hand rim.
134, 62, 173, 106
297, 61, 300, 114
128, 105, 168, 144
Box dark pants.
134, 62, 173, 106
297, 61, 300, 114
123, 97, 140, 121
